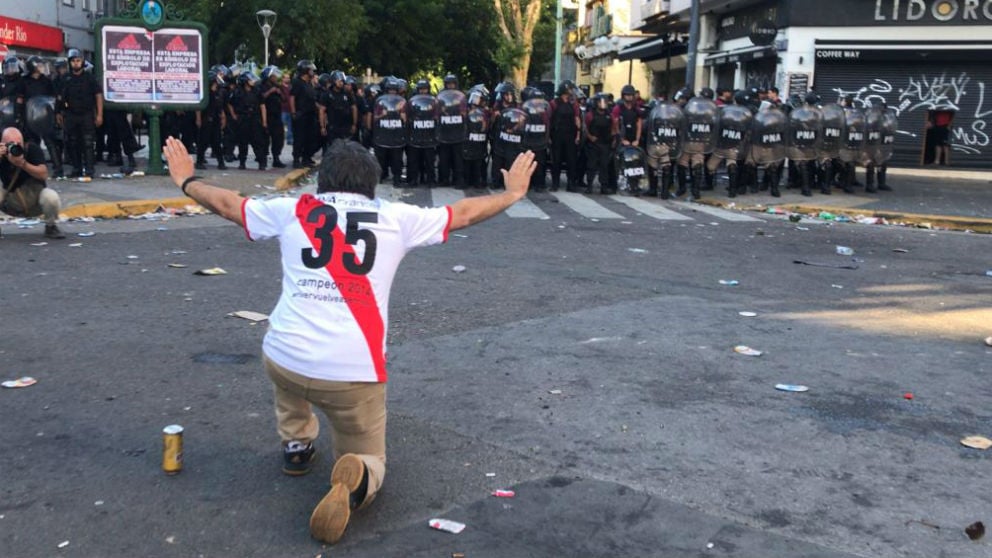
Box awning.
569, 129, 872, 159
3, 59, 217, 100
618, 36, 688, 62
705, 45, 776, 66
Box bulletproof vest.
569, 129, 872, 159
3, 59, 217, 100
325, 89, 354, 129
23, 76, 54, 100
63, 72, 98, 114
260, 82, 282, 116
617, 103, 639, 142
292, 78, 317, 114
551, 99, 578, 134
588, 110, 611, 141
232, 88, 261, 117
1, 76, 21, 101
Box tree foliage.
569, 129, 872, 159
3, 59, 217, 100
162, 0, 550, 86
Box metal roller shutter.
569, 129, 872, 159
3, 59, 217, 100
814, 60, 992, 169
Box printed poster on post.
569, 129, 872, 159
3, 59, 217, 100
101, 25, 204, 104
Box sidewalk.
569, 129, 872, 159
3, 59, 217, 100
42, 146, 992, 232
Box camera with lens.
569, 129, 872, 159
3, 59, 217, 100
5, 142, 24, 157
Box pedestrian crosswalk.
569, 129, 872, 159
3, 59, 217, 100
371, 185, 764, 224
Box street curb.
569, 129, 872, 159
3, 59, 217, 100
59, 168, 313, 220
886, 166, 992, 182
694, 198, 992, 234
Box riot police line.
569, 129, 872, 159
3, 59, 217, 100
1, 50, 899, 196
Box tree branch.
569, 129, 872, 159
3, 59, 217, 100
493, 0, 513, 39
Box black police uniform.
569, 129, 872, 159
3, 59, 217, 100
320, 87, 355, 150
549, 97, 580, 191
584, 108, 612, 193
60, 69, 101, 177
230, 86, 267, 169
196, 85, 228, 170
291, 77, 319, 165
260, 81, 286, 166
21, 74, 64, 177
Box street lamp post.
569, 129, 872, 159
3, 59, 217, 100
256, 9, 276, 67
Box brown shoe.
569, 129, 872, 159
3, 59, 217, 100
309, 453, 366, 544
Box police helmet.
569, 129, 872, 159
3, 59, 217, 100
83, 61, 94, 73
699, 87, 715, 100
3, 55, 22, 76
621, 84, 637, 98
261, 65, 282, 82
345, 75, 357, 86
594, 93, 609, 111
383, 76, 401, 94
317, 73, 332, 88
396, 78, 408, 94
520, 85, 538, 101
296, 59, 316, 75
207, 70, 224, 87
237, 72, 259, 87
495, 81, 516, 103
673, 86, 693, 102
733, 89, 751, 106
415, 79, 430, 93
54, 58, 67, 70
330, 70, 346, 84
804, 91, 821, 106
25, 56, 47, 75
67, 49, 83, 62
443, 73, 458, 89
530, 88, 546, 100
555, 82, 572, 97
366, 83, 381, 98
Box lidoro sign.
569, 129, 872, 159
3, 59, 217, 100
874, 0, 992, 21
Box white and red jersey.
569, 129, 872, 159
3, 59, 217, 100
242, 192, 452, 382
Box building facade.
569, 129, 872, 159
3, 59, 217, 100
0, 0, 121, 59
572, 0, 653, 97
627, 0, 992, 169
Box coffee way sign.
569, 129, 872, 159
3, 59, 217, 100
790, 0, 992, 25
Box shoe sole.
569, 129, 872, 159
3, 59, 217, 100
309, 454, 365, 544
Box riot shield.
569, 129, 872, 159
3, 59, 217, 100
877, 108, 898, 164
462, 106, 489, 160
436, 89, 467, 144
713, 104, 752, 161
819, 103, 846, 159
861, 105, 884, 165
615, 145, 647, 193
750, 107, 788, 165
26, 95, 56, 139
0, 97, 16, 129
493, 107, 526, 158
407, 93, 438, 148
839, 107, 866, 164
787, 105, 823, 162
645, 101, 684, 168
373, 93, 407, 149
681, 96, 718, 155
521, 98, 550, 151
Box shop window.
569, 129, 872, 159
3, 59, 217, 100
63, 0, 75, 6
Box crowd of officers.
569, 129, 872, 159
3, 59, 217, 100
1, 51, 899, 199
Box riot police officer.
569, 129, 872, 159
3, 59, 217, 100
436, 74, 467, 188
584, 94, 613, 194
196, 70, 228, 170
228, 72, 267, 170
611, 85, 642, 188
406, 79, 438, 186
462, 84, 490, 188
21, 56, 65, 178
706, 96, 751, 198
549, 82, 581, 192
58, 49, 102, 179
674, 87, 717, 200
1, 55, 25, 129
520, 86, 550, 190
490, 81, 518, 189
260, 66, 286, 167
290, 60, 319, 168
319, 70, 357, 152
372, 76, 407, 187
787, 92, 824, 197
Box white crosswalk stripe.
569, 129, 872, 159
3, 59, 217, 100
429, 187, 467, 208
668, 200, 763, 222
608, 195, 694, 221
550, 191, 625, 219
504, 196, 551, 219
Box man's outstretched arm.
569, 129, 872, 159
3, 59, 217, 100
164, 136, 245, 227
448, 150, 537, 231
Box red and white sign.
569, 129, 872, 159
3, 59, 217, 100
101, 25, 204, 104
0, 16, 64, 53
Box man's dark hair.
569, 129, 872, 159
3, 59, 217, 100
316, 140, 380, 198
769, 86, 779, 94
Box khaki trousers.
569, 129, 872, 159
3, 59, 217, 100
264, 355, 386, 508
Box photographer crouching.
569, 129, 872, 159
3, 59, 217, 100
0, 127, 65, 239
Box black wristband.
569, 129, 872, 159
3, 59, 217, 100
181, 175, 201, 196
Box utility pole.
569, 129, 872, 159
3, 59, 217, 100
685, 0, 700, 89
554, 0, 563, 87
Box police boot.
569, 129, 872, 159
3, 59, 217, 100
800, 162, 812, 197
769, 165, 781, 197
675, 165, 688, 197
690, 164, 703, 200
727, 164, 738, 198
701, 166, 714, 190
82, 136, 96, 178
658, 166, 673, 199
877, 165, 892, 191
645, 169, 658, 197
842, 163, 855, 194
820, 163, 832, 195
759, 167, 770, 191
787, 160, 798, 189
122, 154, 137, 175
864, 163, 877, 193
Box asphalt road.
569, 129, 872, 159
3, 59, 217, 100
1, 188, 990, 558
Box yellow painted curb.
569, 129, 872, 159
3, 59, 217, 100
61, 197, 197, 219
275, 168, 311, 191
694, 198, 992, 234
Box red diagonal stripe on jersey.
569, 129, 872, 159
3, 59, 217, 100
296, 194, 387, 382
